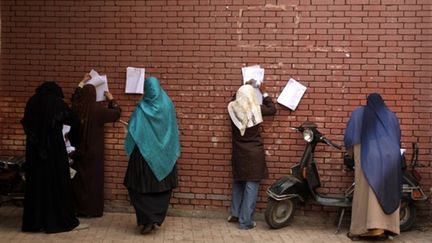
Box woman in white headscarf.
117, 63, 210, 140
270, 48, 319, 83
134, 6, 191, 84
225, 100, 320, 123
227, 82, 276, 230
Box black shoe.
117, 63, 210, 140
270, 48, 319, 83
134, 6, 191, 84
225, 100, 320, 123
140, 224, 155, 235
372, 234, 389, 241
240, 221, 257, 230
227, 215, 239, 223
346, 232, 361, 241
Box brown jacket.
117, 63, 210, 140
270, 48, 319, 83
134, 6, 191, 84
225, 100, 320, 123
230, 96, 276, 181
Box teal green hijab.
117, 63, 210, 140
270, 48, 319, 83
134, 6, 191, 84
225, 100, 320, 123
124, 77, 180, 181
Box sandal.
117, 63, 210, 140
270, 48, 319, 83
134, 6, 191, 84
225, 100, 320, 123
346, 232, 361, 241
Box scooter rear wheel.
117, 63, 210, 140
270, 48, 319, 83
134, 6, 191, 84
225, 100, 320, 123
265, 198, 297, 229
400, 201, 416, 232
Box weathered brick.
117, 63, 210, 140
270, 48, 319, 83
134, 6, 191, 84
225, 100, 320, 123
0, 0, 430, 218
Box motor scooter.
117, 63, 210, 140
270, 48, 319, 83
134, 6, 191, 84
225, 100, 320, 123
0, 155, 25, 206
0, 150, 75, 207
264, 121, 428, 232
399, 142, 428, 231
0, 127, 76, 207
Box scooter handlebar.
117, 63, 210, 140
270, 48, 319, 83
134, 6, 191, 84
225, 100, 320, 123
322, 136, 342, 150
289, 126, 302, 132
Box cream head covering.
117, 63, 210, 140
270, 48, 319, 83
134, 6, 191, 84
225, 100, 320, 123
228, 85, 263, 136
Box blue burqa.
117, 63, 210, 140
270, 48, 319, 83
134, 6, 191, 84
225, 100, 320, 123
124, 77, 181, 181
344, 93, 402, 214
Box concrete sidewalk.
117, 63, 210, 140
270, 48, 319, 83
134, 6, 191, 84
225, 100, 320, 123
0, 206, 430, 243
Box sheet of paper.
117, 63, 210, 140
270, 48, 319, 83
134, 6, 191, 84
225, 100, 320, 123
125, 67, 145, 94
70, 167, 77, 179
62, 125, 71, 136
96, 75, 109, 102
62, 125, 75, 153
242, 65, 265, 85
241, 65, 264, 104
87, 70, 105, 87
253, 89, 263, 105
87, 69, 109, 102
277, 78, 307, 110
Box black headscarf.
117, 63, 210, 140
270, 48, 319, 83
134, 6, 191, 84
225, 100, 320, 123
21, 81, 67, 159
35, 81, 64, 98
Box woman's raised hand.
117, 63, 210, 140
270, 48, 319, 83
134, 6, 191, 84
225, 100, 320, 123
104, 91, 114, 101
79, 73, 92, 87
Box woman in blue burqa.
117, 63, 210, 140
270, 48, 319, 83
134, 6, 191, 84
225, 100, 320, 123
123, 77, 180, 235
21, 81, 84, 233
344, 93, 402, 240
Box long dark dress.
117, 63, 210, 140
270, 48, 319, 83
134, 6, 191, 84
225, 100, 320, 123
21, 82, 80, 233
71, 86, 121, 217
231, 96, 276, 181
124, 146, 178, 226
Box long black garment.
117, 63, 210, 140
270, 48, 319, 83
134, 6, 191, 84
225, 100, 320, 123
124, 146, 178, 225
21, 82, 80, 233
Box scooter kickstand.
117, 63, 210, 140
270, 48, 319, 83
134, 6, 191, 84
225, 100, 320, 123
335, 208, 345, 234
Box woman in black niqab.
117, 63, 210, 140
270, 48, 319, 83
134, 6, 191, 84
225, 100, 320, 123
21, 81, 81, 233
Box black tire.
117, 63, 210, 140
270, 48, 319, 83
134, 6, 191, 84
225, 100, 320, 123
400, 201, 416, 232
265, 198, 297, 229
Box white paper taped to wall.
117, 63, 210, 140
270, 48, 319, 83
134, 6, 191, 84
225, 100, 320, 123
277, 78, 307, 110
125, 67, 145, 94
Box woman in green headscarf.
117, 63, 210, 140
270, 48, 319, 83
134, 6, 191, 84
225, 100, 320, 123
123, 76, 180, 235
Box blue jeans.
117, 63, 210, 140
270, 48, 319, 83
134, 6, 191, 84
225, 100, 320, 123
230, 180, 260, 229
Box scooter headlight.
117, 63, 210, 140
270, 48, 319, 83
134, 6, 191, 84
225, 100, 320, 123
303, 128, 314, 143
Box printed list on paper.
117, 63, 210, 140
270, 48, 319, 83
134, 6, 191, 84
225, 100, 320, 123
125, 67, 145, 94
277, 78, 307, 110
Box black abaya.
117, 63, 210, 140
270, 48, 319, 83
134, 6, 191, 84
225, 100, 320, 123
21, 82, 80, 233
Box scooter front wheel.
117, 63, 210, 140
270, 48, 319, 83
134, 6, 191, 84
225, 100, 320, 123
265, 198, 297, 229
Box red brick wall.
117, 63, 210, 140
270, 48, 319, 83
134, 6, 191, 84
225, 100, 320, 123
1, 0, 431, 217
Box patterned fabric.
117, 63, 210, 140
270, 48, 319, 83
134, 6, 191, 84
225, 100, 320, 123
228, 85, 263, 136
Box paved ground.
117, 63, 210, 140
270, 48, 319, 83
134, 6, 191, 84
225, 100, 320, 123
0, 205, 430, 243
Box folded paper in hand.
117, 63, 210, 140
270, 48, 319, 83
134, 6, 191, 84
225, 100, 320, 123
125, 67, 145, 94
87, 69, 109, 102
62, 125, 75, 154
241, 65, 265, 104
277, 78, 307, 110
